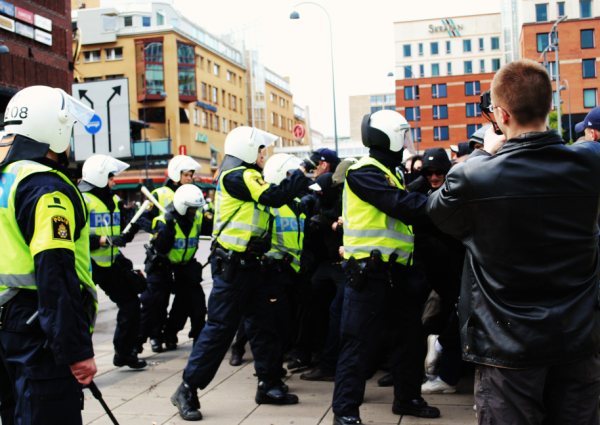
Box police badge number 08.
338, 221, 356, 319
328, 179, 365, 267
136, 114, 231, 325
52, 215, 72, 241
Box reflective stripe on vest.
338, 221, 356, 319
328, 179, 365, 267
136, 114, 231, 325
213, 166, 270, 253
152, 212, 202, 264
264, 204, 305, 272
0, 160, 98, 328
83, 192, 121, 267
342, 156, 414, 265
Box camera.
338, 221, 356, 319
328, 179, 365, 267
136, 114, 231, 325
480, 90, 503, 135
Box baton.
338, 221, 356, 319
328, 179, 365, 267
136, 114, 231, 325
140, 186, 167, 215
87, 381, 120, 425
122, 199, 151, 235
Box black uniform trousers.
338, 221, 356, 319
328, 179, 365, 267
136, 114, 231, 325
183, 254, 283, 389
92, 257, 141, 356
0, 293, 83, 425
332, 263, 428, 418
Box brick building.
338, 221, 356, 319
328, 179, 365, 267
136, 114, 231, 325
0, 0, 72, 112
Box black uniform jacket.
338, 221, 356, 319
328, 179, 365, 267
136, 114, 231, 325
427, 131, 600, 368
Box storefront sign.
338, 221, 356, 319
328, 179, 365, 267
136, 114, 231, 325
0, 14, 14, 32
34, 14, 51, 31
0, 1, 15, 17
15, 21, 34, 39
428, 18, 463, 37
15, 6, 33, 24
34, 28, 52, 46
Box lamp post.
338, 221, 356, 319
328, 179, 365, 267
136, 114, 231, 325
540, 15, 567, 137
388, 68, 420, 152
290, 2, 338, 153
560, 78, 572, 142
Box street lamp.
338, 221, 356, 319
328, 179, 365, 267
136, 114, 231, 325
388, 69, 420, 152
290, 2, 338, 153
560, 79, 572, 142
540, 15, 567, 137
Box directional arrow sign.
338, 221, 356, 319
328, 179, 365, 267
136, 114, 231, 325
78, 89, 96, 152
106, 85, 121, 152
85, 114, 102, 135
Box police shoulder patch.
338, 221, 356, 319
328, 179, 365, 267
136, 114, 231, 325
52, 215, 72, 240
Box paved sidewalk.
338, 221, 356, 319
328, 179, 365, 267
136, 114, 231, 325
79, 236, 477, 425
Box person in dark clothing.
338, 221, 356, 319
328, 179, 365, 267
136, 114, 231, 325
80, 154, 147, 370
171, 127, 312, 421
332, 110, 439, 425
0, 86, 97, 425
427, 59, 600, 425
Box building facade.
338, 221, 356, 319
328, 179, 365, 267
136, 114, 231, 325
518, 0, 599, 140
73, 1, 247, 181
348, 93, 396, 143
0, 0, 71, 112
393, 13, 504, 150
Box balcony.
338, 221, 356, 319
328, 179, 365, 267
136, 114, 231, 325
131, 138, 171, 157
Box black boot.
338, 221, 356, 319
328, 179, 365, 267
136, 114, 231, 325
392, 397, 440, 418
164, 335, 178, 351
377, 373, 393, 387
255, 381, 298, 405
300, 367, 335, 382
171, 382, 202, 421
150, 338, 163, 353
333, 415, 362, 425
229, 348, 243, 366
113, 351, 147, 369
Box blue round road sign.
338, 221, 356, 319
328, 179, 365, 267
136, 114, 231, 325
85, 114, 102, 135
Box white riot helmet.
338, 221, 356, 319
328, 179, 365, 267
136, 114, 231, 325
361, 109, 415, 154
263, 153, 302, 185
4, 85, 95, 154
173, 184, 205, 216
167, 155, 201, 182
82, 154, 129, 188
224, 126, 278, 164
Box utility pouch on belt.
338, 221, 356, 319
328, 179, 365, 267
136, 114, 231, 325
344, 257, 368, 291
214, 247, 238, 281
144, 243, 167, 274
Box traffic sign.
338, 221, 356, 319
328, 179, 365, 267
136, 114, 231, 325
293, 124, 306, 140
85, 114, 102, 135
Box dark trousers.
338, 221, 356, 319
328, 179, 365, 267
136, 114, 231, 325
140, 269, 171, 341
0, 297, 83, 425
183, 256, 284, 389
318, 265, 345, 373
475, 354, 600, 425
93, 260, 141, 355
332, 265, 428, 418
231, 319, 248, 355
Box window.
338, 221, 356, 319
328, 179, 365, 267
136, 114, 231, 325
478, 38, 484, 51
584, 88, 597, 107
445, 40, 451, 54
404, 85, 420, 100
580, 0, 592, 18
557, 1, 565, 16
419, 64, 425, 77
136, 40, 164, 98
432, 83, 447, 98
463, 39, 472, 52
431, 63, 440, 77
213, 114, 219, 131
124, 16, 132, 27
466, 102, 481, 117
433, 105, 448, 120
177, 43, 196, 98
537, 33, 550, 52
138, 107, 165, 123
464, 60, 473, 74
583, 59, 596, 78
270, 92, 276, 103
418, 43, 424, 56
430, 42, 439, 55
156, 11, 165, 25
581, 29, 595, 48
226, 70, 233, 81
83, 50, 101, 62
213, 63, 220, 76
467, 124, 482, 138
535, 3, 548, 21
411, 127, 422, 142
211, 87, 218, 103
491, 36, 500, 50
434, 126, 449, 141
105, 47, 123, 61
201, 111, 208, 128
222, 117, 228, 133
371, 95, 383, 103
370, 106, 382, 113
447, 62, 452, 75
231, 95, 237, 111
271, 112, 277, 125
142, 16, 151, 27
403, 44, 412, 57
404, 65, 413, 79
405, 107, 421, 121
480, 59, 486, 73
465, 81, 481, 96
492, 59, 501, 71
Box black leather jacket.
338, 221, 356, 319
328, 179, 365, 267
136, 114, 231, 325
427, 131, 600, 368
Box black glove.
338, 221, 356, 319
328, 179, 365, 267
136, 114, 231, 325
164, 212, 176, 229
109, 235, 127, 247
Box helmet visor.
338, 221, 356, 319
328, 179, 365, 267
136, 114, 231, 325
59, 89, 95, 126
402, 125, 416, 155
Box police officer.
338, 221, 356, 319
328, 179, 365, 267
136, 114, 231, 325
79, 154, 147, 369
139, 154, 201, 352
171, 126, 312, 421
0, 85, 98, 424
332, 110, 439, 425
146, 184, 207, 348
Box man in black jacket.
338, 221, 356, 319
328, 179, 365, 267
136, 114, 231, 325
427, 59, 600, 425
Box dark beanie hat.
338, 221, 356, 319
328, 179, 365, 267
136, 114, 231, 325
422, 148, 451, 174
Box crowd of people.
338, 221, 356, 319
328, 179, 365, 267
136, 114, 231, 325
1, 58, 600, 425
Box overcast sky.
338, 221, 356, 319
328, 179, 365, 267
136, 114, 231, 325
173, 0, 501, 138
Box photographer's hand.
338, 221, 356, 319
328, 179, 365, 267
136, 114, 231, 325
484, 126, 506, 155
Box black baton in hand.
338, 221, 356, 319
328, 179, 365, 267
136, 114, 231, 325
87, 381, 120, 425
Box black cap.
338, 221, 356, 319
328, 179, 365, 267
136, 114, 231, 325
422, 148, 451, 175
